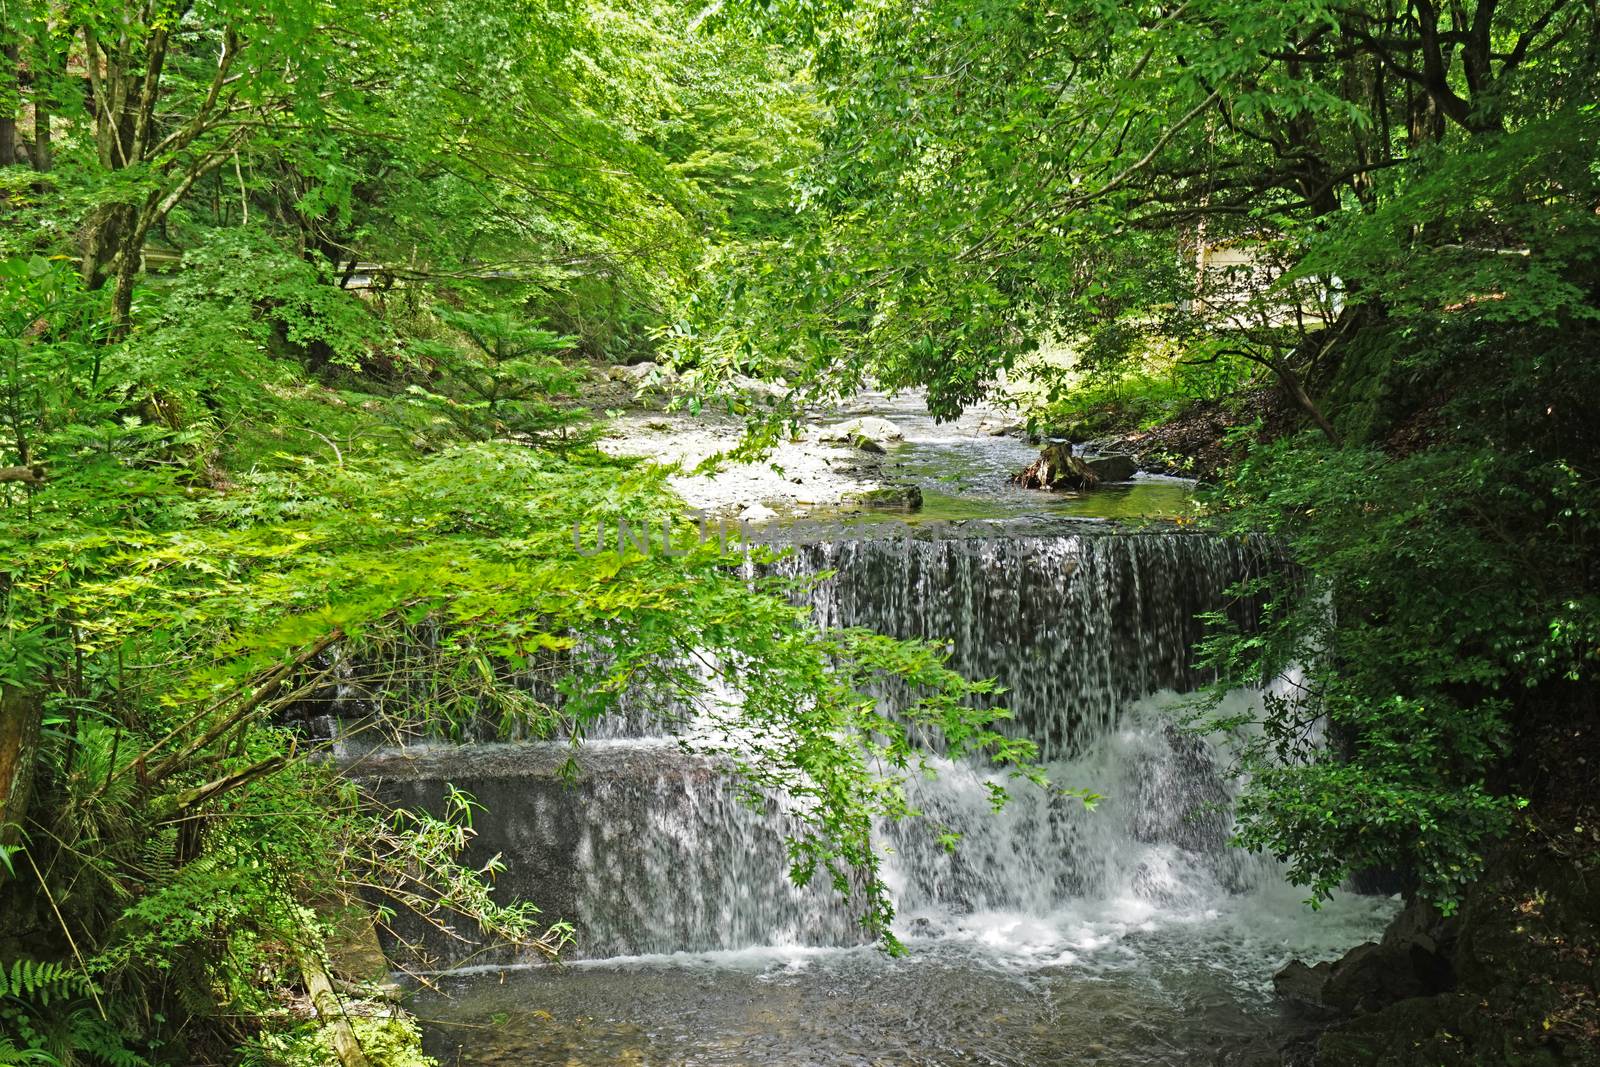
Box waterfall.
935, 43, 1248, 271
772, 529, 1270, 757
359, 527, 1283, 967
880, 694, 1272, 943
370, 741, 865, 963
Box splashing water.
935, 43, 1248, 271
373, 404, 1393, 1063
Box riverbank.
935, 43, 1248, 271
1280, 710, 1600, 1066
583, 368, 1201, 523
587, 366, 896, 516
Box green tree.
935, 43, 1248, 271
405, 307, 585, 444
0, 2, 1018, 1058
703, 0, 1600, 906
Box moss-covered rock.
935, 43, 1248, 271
244, 1013, 437, 1067
1302, 830, 1600, 1067
1084, 453, 1138, 482
853, 484, 923, 511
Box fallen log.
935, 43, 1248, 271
296, 939, 373, 1067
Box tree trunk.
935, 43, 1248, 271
81, 202, 133, 291
29, 37, 61, 176
0, 684, 42, 861
296, 938, 374, 1067
1273, 358, 1342, 447
31, 102, 50, 172
109, 251, 138, 338
0, 43, 18, 167
1012, 443, 1100, 491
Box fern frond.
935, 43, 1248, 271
0, 960, 90, 1006
0, 1034, 63, 1065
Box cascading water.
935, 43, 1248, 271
773, 529, 1271, 755
366, 529, 1282, 964
368, 739, 865, 962
773, 530, 1290, 952
375, 400, 1394, 1064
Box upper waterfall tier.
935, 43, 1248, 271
589, 526, 1273, 758
778, 529, 1269, 757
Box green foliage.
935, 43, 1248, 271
0, 959, 143, 1067
0, 257, 109, 471
687, 0, 1598, 430
403, 307, 587, 445
0, 960, 92, 1005
8, 0, 1591, 1049
1295, 109, 1600, 330
1195, 398, 1599, 905
0, 18, 1025, 1034
1028, 343, 1264, 438
0, 0, 1014, 1057
171, 230, 385, 372
657, 0, 1600, 921
241, 1014, 435, 1067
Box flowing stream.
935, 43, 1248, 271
367, 400, 1395, 1065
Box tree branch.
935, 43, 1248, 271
0, 466, 46, 485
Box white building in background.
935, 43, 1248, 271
1186, 238, 1343, 330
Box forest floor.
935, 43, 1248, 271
1086, 385, 1300, 481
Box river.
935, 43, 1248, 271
378, 397, 1395, 1065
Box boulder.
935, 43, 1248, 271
976, 414, 1024, 437
610, 361, 677, 388
727, 373, 788, 399
1274, 959, 1335, 1013
737, 503, 778, 523
1273, 905, 1458, 1020
819, 416, 904, 445
1300, 836, 1598, 1065
1084, 453, 1138, 482
1321, 942, 1428, 1014
853, 484, 923, 512
851, 433, 887, 454
1012, 443, 1099, 491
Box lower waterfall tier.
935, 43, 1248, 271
362, 690, 1334, 966
585, 529, 1275, 757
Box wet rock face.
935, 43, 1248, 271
852, 484, 923, 511
1378, 897, 1458, 993
1280, 838, 1600, 1066
1276, 959, 1337, 1013
1311, 994, 1473, 1067
1272, 901, 1458, 1018
1321, 941, 1439, 1013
